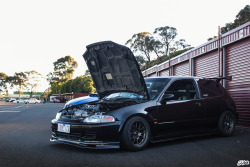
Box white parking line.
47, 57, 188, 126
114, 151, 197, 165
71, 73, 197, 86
0, 105, 28, 111
0, 111, 21, 113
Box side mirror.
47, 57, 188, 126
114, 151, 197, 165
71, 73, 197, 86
160, 94, 174, 104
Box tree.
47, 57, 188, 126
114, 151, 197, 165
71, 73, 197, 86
60, 79, 73, 94
59, 70, 95, 94
0, 72, 8, 94
135, 55, 146, 69
234, 5, 250, 28
47, 55, 78, 94
53, 55, 78, 83
42, 87, 51, 101
84, 70, 91, 77
61, 76, 95, 94
73, 76, 95, 94
221, 23, 233, 34
153, 26, 177, 55
25, 70, 42, 98
171, 39, 191, 53
148, 37, 164, 58
126, 32, 152, 61
210, 5, 250, 36
207, 36, 218, 41
7, 72, 27, 98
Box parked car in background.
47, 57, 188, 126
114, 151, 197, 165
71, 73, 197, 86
50, 96, 61, 103
5, 98, 10, 102
13, 99, 26, 103
27, 98, 40, 104
50, 41, 238, 151
9, 98, 16, 102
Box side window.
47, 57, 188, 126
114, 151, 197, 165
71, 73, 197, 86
197, 79, 223, 98
165, 79, 198, 101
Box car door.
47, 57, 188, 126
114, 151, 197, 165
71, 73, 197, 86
156, 79, 205, 138
197, 79, 225, 131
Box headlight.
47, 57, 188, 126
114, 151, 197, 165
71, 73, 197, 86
55, 112, 62, 120
83, 115, 115, 123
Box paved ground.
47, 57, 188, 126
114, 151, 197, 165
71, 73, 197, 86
0, 102, 249, 167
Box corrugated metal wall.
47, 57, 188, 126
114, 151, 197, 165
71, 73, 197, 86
159, 69, 169, 76
173, 61, 189, 76
148, 72, 157, 77
194, 51, 218, 78
142, 22, 250, 126
226, 38, 250, 126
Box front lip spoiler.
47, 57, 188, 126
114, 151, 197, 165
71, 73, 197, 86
50, 137, 120, 149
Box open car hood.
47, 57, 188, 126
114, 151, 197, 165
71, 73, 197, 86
83, 41, 149, 99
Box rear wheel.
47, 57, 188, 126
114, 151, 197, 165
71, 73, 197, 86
218, 111, 236, 136
121, 116, 150, 151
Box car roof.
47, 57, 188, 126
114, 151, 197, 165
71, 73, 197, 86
144, 76, 202, 80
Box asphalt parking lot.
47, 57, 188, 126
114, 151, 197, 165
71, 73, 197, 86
0, 102, 249, 167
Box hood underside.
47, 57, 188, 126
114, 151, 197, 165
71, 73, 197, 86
83, 41, 149, 99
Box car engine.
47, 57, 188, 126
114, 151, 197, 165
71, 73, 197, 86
58, 99, 140, 120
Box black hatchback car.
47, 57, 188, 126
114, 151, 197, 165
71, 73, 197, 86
50, 41, 238, 151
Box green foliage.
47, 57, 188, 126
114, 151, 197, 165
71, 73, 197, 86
42, 87, 51, 99
53, 55, 78, 82
147, 37, 164, 58
50, 82, 62, 95
145, 48, 192, 70
126, 32, 152, 61
126, 26, 191, 67
135, 55, 146, 69
60, 79, 73, 93
234, 5, 250, 26
47, 55, 78, 94
7, 72, 28, 98
126, 25, 191, 71
60, 75, 95, 94
207, 36, 218, 41
25, 70, 42, 98
153, 26, 177, 54
5, 71, 43, 98
0, 72, 8, 94
208, 5, 250, 40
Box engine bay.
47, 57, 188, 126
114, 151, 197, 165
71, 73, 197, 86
58, 99, 142, 120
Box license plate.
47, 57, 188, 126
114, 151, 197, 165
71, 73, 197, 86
57, 124, 70, 133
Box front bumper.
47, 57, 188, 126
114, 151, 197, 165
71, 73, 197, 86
50, 137, 120, 149
50, 119, 121, 149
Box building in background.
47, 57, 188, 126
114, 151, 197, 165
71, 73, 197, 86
143, 22, 250, 127
9, 92, 43, 100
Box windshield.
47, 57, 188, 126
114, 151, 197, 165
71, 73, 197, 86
145, 78, 171, 100
104, 92, 143, 100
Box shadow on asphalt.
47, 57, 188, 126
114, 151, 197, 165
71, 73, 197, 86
49, 127, 247, 154
49, 134, 219, 154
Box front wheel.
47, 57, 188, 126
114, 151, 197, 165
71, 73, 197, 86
121, 116, 150, 151
218, 111, 236, 137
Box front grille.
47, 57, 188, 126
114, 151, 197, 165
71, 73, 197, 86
57, 131, 81, 140
52, 127, 97, 141
82, 131, 96, 140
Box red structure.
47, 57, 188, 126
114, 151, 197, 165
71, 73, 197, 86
143, 21, 250, 126
73, 93, 88, 99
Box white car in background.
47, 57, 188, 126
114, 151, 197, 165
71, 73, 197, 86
27, 98, 40, 104
13, 99, 26, 103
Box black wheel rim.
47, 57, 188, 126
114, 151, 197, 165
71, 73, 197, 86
129, 121, 147, 145
223, 113, 234, 133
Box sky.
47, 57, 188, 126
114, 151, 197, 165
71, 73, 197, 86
0, 0, 249, 92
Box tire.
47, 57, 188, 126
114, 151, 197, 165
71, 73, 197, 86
121, 116, 151, 151
218, 111, 236, 137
